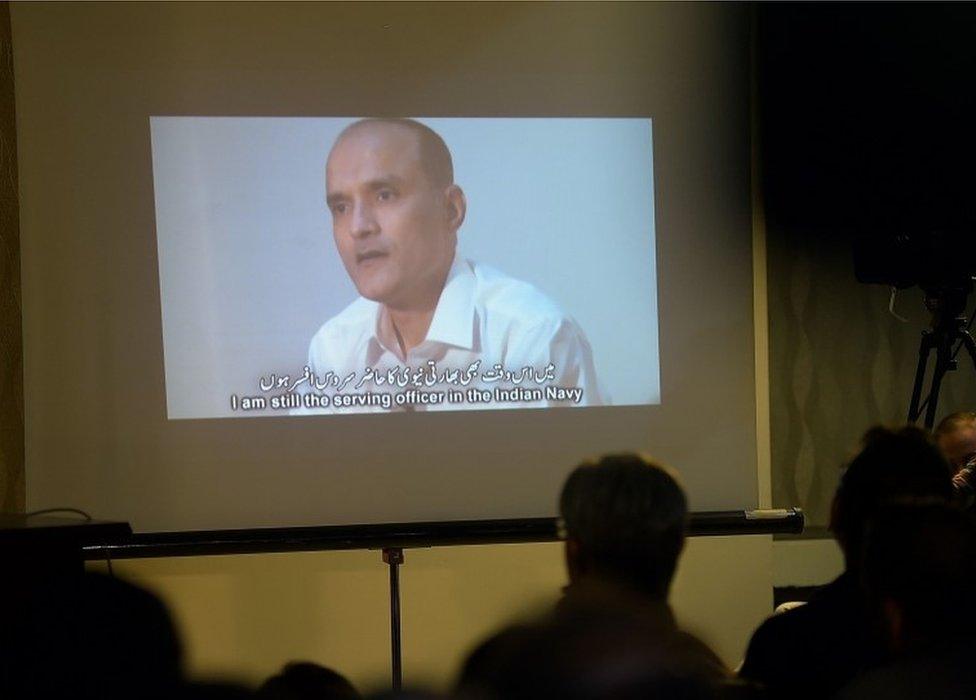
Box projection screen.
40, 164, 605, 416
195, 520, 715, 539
14, 2, 757, 532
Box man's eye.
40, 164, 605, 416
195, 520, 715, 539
377, 189, 395, 202
332, 202, 348, 215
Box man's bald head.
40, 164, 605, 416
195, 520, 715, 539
324, 117, 466, 314
331, 118, 454, 189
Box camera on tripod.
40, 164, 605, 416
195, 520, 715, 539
853, 229, 976, 429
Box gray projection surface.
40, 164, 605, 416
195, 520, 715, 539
15, 2, 758, 531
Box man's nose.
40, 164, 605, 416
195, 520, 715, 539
351, 200, 379, 238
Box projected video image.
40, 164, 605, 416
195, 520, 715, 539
151, 117, 659, 418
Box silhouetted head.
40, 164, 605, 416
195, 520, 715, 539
257, 661, 359, 700
7, 572, 183, 700
831, 425, 953, 570
862, 504, 976, 654
559, 452, 688, 600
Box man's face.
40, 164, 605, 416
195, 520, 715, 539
326, 124, 457, 311
937, 423, 976, 473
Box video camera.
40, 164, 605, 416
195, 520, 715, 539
854, 230, 976, 294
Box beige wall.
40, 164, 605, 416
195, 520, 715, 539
89, 535, 773, 693
773, 538, 843, 588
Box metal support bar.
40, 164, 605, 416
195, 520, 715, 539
382, 547, 404, 691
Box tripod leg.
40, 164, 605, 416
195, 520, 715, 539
925, 323, 966, 430
908, 332, 934, 424
960, 330, 976, 372
925, 354, 949, 431
925, 329, 976, 429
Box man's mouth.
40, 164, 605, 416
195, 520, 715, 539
356, 250, 388, 265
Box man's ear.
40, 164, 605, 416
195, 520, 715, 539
445, 184, 466, 231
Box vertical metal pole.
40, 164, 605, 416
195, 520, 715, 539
382, 547, 404, 691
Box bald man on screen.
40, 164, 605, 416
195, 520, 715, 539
303, 118, 603, 412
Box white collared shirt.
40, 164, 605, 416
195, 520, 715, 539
300, 256, 605, 413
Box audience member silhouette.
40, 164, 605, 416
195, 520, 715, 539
256, 661, 360, 700
3, 571, 184, 700
182, 681, 256, 699
837, 504, 976, 698
739, 426, 954, 698
559, 453, 727, 676
457, 452, 730, 698
456, 598, 720, 700
558, 452, 690, 602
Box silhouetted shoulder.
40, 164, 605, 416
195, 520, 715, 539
740, 574, 879, 699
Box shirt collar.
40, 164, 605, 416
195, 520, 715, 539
368, 254, 476, 359
423, 254, 477, 350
